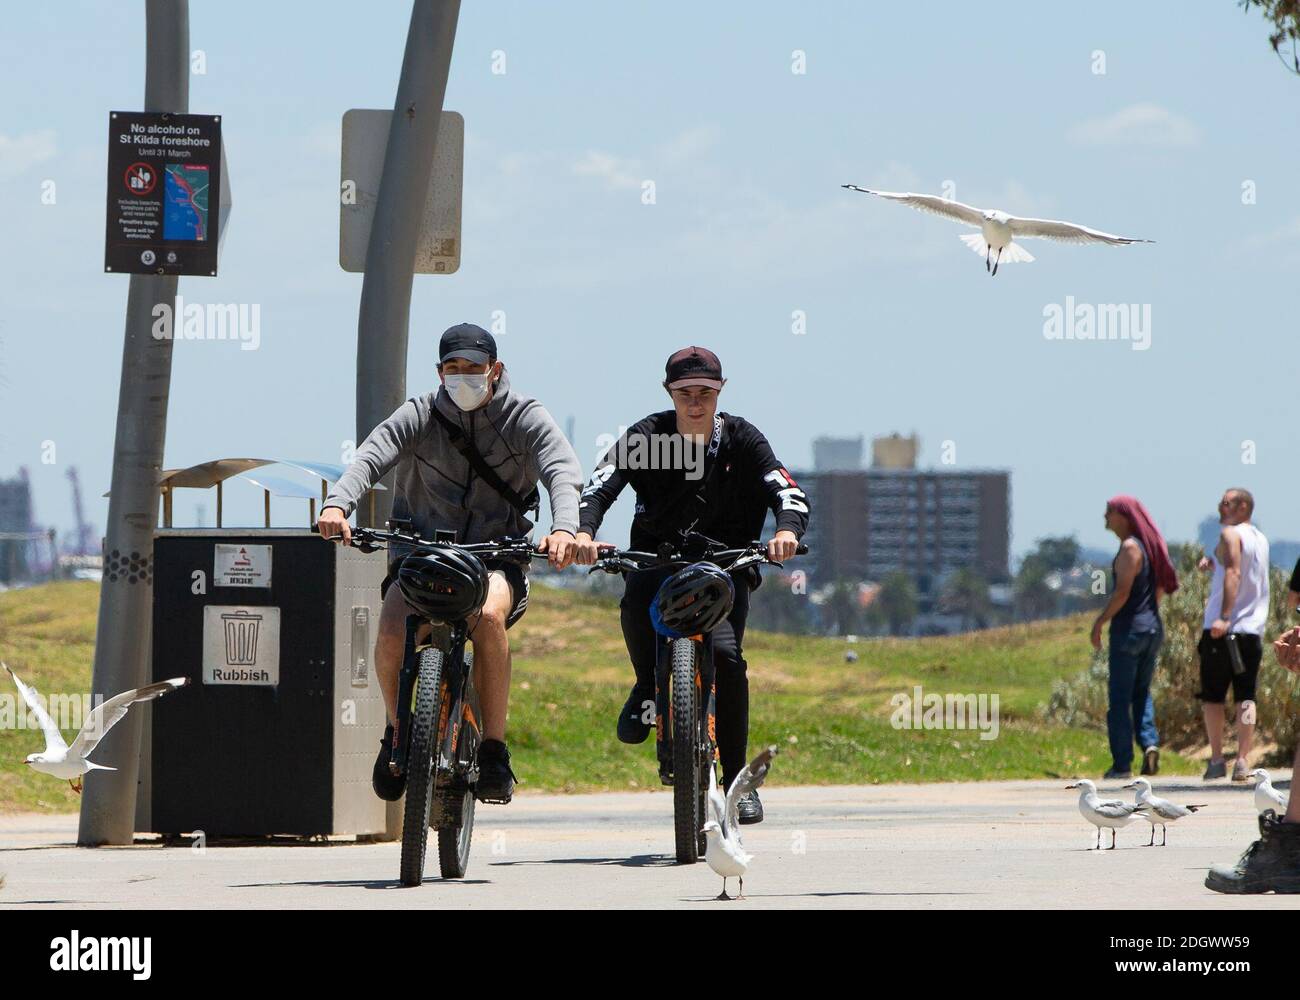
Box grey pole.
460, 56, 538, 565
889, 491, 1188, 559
79, 0, 189, 847
356, 0, 460, 529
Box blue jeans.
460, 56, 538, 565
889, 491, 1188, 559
1107, 627, 1161, 771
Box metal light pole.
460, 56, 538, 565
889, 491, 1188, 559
79, 0, 189, 846
356, 0, 460, 529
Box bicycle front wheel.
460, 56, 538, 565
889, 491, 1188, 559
670, 637, 703, 864
399, 647, 445, 887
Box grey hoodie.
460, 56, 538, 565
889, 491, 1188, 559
323, 370, 582, 552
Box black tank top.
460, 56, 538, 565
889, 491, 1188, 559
1112, 538, 1159, 633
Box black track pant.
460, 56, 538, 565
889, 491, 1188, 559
620, 567, 753, 789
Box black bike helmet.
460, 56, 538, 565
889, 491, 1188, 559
397, 547, 490, 622
651, 562, 735, 638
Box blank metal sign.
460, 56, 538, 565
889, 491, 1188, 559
339, 109, 463, 274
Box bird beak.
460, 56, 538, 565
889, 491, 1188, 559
1065, 783, 1078, 789
1123, 782, 1136, 789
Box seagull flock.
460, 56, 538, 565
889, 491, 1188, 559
841, 185, 1152, 276
1067, 770, 1287, 850
5, 662, 187, 793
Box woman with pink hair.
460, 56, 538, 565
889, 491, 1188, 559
1090, 495, 1180, 779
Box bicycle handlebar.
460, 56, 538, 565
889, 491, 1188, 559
589, 536, 808, 576
319, 524, 546, 564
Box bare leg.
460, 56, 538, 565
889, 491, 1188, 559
715, 878, 731, 901
465, 573, 514, 743
1202, 703, 1226, 763
1236, 701, 1256, 767
375, 585, 427, 726
992, 247, 1002, 276
738, 876, 745, 899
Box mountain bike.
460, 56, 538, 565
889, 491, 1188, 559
590, 531, 806, 863
342, 524, 541, 886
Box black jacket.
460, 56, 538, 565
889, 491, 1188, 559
577, 410, 810, 551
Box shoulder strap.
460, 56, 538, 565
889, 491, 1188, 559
430, 404, 539, 517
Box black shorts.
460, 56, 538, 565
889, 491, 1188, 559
382, 555, 530, 630
1196, 630, 1262, 704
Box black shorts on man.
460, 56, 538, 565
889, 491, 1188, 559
1196, 631, 1262, 704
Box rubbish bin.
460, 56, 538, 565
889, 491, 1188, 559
137, 528, 390, 838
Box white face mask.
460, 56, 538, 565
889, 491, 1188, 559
444, 372, 492, 411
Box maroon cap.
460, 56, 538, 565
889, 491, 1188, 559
664, 346, 724, 390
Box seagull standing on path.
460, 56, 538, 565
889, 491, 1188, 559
702, 746, 777, 899
841, 185, 1153, 275
1124, 777, 1207, 846
5, 662, 188, 793
1248, 769, 1289, 816
1066, 779, 1150, 850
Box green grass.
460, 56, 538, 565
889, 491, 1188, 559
0, 581, 1199, 812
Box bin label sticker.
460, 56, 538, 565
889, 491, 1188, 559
203, 605, 280, 685
214, 544, 272, 588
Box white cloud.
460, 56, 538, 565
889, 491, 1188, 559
0, 129, 57, 180
1067, 103, 1200, 148
573, 149, 643, 191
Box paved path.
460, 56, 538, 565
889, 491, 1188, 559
2, 776, 1295, 908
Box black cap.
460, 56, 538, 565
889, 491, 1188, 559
664, 346, 724, 390
439, 323, 497, 365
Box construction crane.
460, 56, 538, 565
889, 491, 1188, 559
67, 466, 94, 556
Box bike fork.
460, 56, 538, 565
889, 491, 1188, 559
390, 615, 423, 777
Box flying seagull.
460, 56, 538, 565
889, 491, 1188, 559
841, 185, 1153, 275
5, 662, 188, 793
1066, 779, 1150, 850
1124, 777, 1206, 847
702, 745, 777, 899
1248, 769, 1289, 817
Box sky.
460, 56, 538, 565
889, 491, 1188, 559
1, 1, 1298, 561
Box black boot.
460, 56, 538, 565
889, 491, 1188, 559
1205, 811, 1300, 894
475, 739, 517, 804
616, 683, 655, 745
371, 724, 406, 802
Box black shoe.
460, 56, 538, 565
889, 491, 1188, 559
475, 739, 517, 804
736, 790, 764, 825
1206, 811, 1300, 894
1141, 746, 1160, 776
617, 684, 655, 745
372, 725, 406, 802
1103, 768, 1132, 780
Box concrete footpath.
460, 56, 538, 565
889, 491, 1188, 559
1, 776, 1296, 909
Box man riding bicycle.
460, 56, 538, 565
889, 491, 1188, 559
571, 346, 810, 824
317, 323, 583, 805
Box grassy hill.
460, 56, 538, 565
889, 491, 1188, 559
0, 580, 1199, 812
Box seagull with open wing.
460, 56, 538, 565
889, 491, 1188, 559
842, 184, 1153, 275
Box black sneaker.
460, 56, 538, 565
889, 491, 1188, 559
1205, 811, 1300, 894
736, 790, 764, 825
1103, 768, 1132, 780
475, 739, 517, 804
372, 725, 406, 802
616, 684, 655, 745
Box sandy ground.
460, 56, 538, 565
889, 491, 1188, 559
1, 774, 1296, 909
